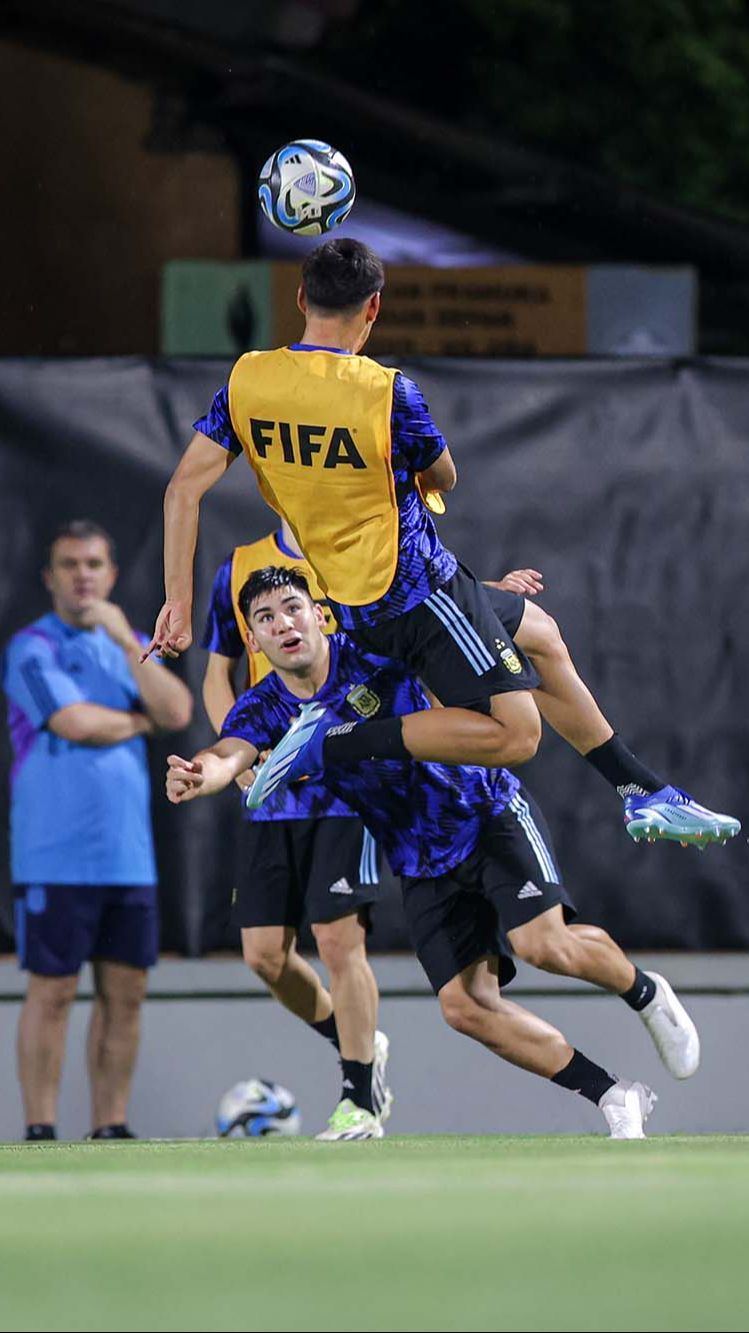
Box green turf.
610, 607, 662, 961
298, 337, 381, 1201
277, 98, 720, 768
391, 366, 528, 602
1, 1136, 748, 1332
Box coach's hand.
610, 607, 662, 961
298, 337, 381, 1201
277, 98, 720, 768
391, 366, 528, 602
141, 601, 193, 662
485, 569, 544, 597
166, 754, 204, 803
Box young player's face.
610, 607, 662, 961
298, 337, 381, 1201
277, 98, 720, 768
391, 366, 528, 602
247, 586, 326, 671
44, 537, 117, 620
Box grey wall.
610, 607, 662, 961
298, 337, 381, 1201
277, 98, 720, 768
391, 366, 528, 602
0, 954, 746, 1141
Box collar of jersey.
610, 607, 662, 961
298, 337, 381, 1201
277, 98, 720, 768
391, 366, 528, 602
49, 612, 97, 638
273, 530, 303, 559
288, 343, 352, 355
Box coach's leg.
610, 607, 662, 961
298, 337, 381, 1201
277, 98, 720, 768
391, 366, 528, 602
242, 925, 333, 1024
508, 906, 635, 994
88, 960, 147, 1130
18, 972, 78, 1129
312, 913, 378, 1064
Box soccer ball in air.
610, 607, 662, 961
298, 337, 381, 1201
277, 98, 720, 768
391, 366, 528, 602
258, 140, 356, 237
215, 1078, 301, 1138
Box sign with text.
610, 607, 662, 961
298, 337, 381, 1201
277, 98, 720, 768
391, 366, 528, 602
270, 263, 587, 357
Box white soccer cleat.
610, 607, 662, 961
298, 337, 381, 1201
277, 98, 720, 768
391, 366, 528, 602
599, 1080, 657, 1139
315, 1099, 385, 1141
638, 972, 700, 1079
372, 1029, 394, 1125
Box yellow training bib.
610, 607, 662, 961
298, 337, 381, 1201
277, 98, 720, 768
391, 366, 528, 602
228, 348, 399, 605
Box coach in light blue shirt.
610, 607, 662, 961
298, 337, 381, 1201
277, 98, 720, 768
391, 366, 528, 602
3, 519, 192, 1143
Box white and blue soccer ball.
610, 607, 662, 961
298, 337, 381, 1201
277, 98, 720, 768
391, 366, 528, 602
258, 140, 356, 237
215, 1078, 301, 1138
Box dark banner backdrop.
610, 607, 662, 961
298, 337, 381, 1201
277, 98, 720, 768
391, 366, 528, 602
1, 357, 747, 956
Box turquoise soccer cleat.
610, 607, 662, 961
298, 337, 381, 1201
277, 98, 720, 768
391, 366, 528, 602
244, 701, 332, 811
624, 785, 741, 849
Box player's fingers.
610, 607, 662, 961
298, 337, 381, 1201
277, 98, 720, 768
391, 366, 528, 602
139, 636, 160, 664
167, 753, 194, 770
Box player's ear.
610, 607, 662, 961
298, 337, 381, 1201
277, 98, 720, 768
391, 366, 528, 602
245, 626, 260, 654
367, 291, 381, 323
297, 285, 307, 316
313, 601, 326, 629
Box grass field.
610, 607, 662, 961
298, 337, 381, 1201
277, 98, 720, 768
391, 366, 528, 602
1, 1136, 748, 1333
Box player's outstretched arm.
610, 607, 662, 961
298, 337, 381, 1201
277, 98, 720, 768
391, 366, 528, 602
165, 737, 257, 803
142, 433, 236, 662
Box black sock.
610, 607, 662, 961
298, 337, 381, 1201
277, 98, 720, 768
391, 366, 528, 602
323, 717, 409, 765
551, 1049, 617, 1106
341, 1058, 375, 1114
89, 1123, 136, 1140
25, 1123, 56, 1141
584, 734, 666, 799
621, 968, 657, 1012
310, 1013, 340, 1049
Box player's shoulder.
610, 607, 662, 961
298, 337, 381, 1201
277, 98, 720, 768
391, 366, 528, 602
332, 631, 404, 681
6, 614, 60, 661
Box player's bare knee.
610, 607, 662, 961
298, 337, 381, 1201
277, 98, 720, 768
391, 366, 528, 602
26, 974, 78, 1019
438, 986, 482, 1037
511, 925, 577, 975
486, 699, 541, 766
517, 605, 568, 665
242, 943, 287, 986
311, 921, 361, 976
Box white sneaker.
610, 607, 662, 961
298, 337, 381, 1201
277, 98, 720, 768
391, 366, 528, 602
315, 1099, 385, 1141
638, 972, 700, 1079
599, 1080, 657, 1139
372, 1030, 394, 1124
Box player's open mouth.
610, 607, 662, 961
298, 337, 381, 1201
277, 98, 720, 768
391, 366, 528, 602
280, 634, 303, 652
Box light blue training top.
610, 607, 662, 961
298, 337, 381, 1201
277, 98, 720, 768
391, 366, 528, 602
3, 612, 157, 885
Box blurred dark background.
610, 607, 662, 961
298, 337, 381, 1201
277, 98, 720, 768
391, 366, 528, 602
2, 0, 749, 958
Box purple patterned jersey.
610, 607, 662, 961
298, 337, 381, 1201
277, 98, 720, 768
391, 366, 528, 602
220, 633, 519, 878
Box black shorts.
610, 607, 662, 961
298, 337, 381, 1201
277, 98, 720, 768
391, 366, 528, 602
13, 883, 159, 977
482, 580, 527, 639
232, 817, 380, 930
401, 786, 576, 994
352, 564, 538, 713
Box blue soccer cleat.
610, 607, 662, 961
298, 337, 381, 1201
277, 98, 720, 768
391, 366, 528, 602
245, 701, 334, 810
624, 785, 741, 849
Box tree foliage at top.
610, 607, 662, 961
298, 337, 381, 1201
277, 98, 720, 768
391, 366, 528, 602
321, 0, 749, 222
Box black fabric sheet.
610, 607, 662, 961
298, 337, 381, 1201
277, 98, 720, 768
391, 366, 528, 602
0, 356, 747, 955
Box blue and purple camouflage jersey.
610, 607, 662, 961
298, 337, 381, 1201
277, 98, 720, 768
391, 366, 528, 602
193, 346, 457, 633
220, 633, 520, 878
201, 553, 358, 824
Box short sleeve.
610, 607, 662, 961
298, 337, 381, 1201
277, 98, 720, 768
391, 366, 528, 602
3, 632, 84, 728
193, 384, 242, 457
390, 372, 448, 473
201, 557, 244, 658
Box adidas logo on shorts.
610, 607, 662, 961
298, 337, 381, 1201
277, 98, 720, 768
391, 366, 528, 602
329, 877, 354, 895
517, 881, 543, 900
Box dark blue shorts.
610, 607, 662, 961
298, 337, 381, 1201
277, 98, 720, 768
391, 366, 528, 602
13, 883, 159, 977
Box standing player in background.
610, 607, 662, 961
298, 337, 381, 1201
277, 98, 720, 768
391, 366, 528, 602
145, 238, 738, 847
167, 569, 702, 1140
3, 521, 193, 1142
202, 519, 390, 1140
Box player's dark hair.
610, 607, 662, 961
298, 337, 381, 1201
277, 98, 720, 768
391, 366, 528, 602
238, 565, 312, 621
45, 519, 117, 567
301, 238, 385, 313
